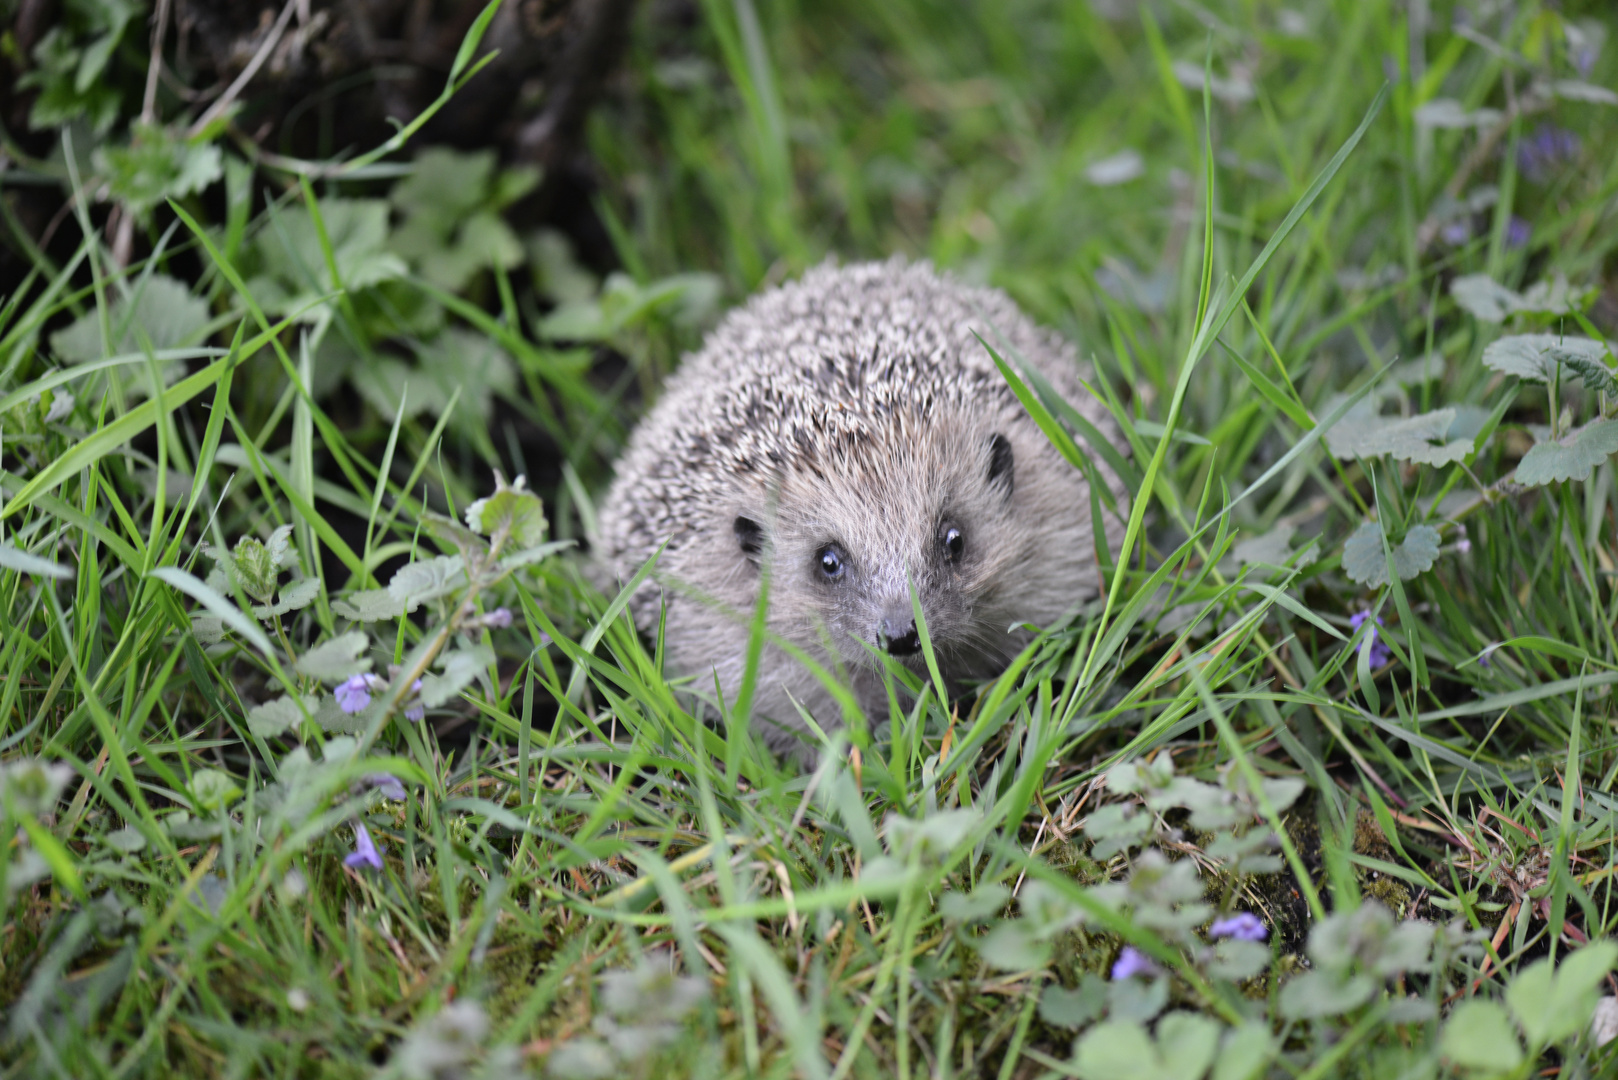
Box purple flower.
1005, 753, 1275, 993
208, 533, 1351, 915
1210, 912, 1268, 942
344, 822, 383, 871
1479, 643, 1500, 668
403, 678, 425, 723
1456, 537, 1472, 555
1111, 946, 1157, 980
335, 675, 373, 714
1349, 609, 1393, 668
1440, 220, 1471, 247
361, 773, 407, 801
485, 607, 513, 630
1505, 216, 1531, 249
1517, 124, 1581, 183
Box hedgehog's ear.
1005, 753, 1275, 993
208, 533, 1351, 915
986, 433, 1014, 498
733, 516, 765, 565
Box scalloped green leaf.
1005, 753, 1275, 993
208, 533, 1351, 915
1342, 522, 1442, 587
1515, 419, 1618, 486
1324, 408, 1482, 465
252, 576, 320, 618
1482, 334, 1610, 382
1451, 274, 1521, 322
420, 644, 495, 707
293, 631, 372, 682
51, 274, 210, 364
1440, 1000, 1524, 1073
246, 694, 317, 738
464, 478, 547, 548
386, 555, 466, 609
332, 588, 408, 622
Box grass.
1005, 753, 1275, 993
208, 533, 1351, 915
4, 0, 1618, 1076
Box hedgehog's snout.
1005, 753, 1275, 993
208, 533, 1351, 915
879, 610, 921, 656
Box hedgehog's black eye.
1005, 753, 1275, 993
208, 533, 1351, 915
941, 525, 964, 561
734, 516, 764, 559
816, 545, 847, 580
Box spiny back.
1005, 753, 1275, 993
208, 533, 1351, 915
601, 258, 1090, 576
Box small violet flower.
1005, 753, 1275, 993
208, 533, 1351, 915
361, 773, 407, 801
344, 822, 384, 871
1111, 946, 1157, 980
1505, 216, 1531, 249
1349, 609, 1393, 668
484, 607, 513, 630
404, 679, 425, 723
335, 675, 374, 714
1209, 912, 1268, 942
1440, 219, 1472, 247
1517, 123, 1581, 183
1479, 642, 1500, 668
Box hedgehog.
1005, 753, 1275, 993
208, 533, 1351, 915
597, 258, 1127, 762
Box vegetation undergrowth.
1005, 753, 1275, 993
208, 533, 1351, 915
3, 0, 1618, 1077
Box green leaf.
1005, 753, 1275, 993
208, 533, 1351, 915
939, 884, 1009, 923
51, 274, 210, 365
1441, 1000, 1524, 1072
1230, 524, 1294, 566
94, 123, 223, 219
1211, 1024, 1274, 1080
1515, 419, 1618, 486
1156, 1013, 1220, 1080
246, 694, 316, 738
1324, 406, 1489, 466
973, 922, 1052, 972
248, 199, 406, 317
464, 476, 548, 547
1207, 939, 1270, 981
386, 555, 466, 610
1039, 977, 1106, 1029
1074, 1020, 1157, 1080
205, 526, 294, 603
332, 588, 408, 622
421, 644, 496, 707
252, 576, 321, 618
103, 826, 147, 854
391, 147, 496, 226
314, 698, 373, 736
293, 632, 372, 682
1561, 353, 1618, 395
150, 566, 274, 656
530, 228, 600, 305
188, 768, 242, 811
1482, 334, 1610, 382
1451, 274, 1524, 322
1342, 522, 1442, 587
1509, 942, 1618, 1047
1278, 969, 1376, 1019
349, 329, 514, 426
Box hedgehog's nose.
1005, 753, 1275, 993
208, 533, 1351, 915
881, 614, 921, 656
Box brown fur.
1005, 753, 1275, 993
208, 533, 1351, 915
597, 259, 1126, 761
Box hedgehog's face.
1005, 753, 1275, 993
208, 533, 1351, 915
729, 422, 1025, 675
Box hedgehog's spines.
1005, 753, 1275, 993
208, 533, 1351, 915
596, 258, 1126, 760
